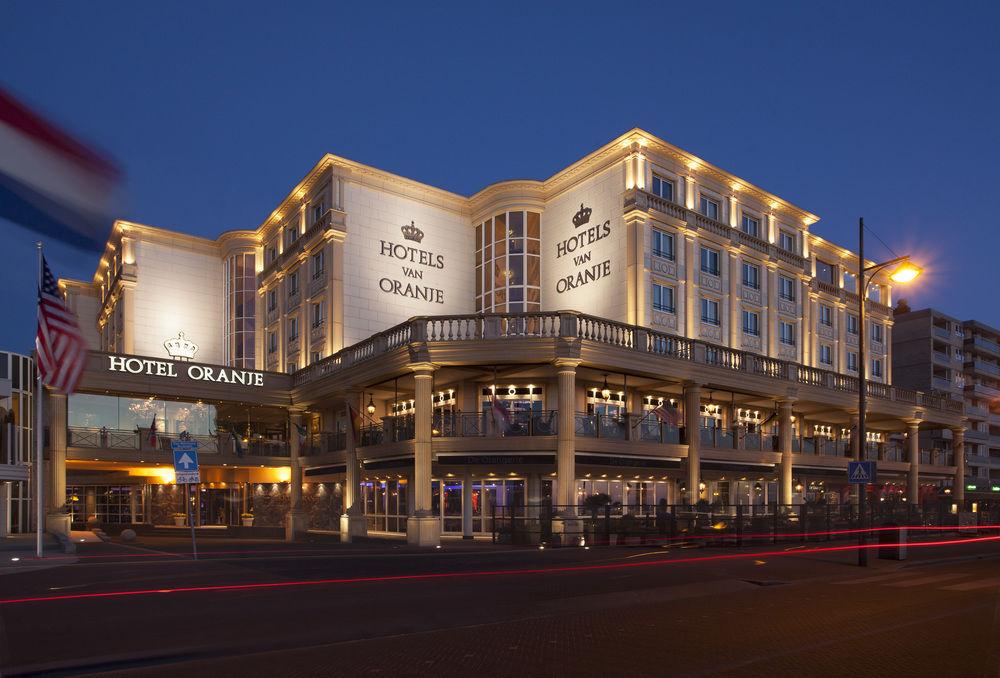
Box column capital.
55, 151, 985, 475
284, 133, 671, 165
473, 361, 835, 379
903, 418, 923, 428
409, 362, 437, 376
552, 357, 582, 371
681, 380, 701, 391
951, 426, 966, 438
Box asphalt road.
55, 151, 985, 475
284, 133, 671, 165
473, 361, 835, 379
0, 533, 998, 677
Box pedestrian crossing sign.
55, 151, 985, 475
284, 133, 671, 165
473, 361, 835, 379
848, 461, 876, 484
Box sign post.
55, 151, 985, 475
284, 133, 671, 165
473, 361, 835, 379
172, 440, 200, 560
848, 461, 876, 567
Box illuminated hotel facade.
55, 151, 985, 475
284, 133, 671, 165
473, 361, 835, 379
49, 129, 965, 545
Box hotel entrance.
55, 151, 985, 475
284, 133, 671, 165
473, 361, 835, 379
199, 486, 242, 526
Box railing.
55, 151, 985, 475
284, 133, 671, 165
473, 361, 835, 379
974, 360, 1000, 378
921, 450, 954, 466
292, 311, 965, 416
971, 337, 1000, 355
360, 416, 415, 447
815, 280, 840, 296
258, 208, 342, 282
67, 428, 290, 457
933, 326, 952, 340
431, 410, 559, 438
302, 431, 346, 456
68, 428, 139, 450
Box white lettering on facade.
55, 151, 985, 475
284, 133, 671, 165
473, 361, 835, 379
107, 355, 265, 387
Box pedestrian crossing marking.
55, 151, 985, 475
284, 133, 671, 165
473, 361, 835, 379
836, 572, 917, 585
939, 578, 1000, 591
885, 573, 969, 587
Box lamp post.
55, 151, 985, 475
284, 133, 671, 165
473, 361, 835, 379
856, 217, 921, 566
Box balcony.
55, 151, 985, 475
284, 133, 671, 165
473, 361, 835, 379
920, 449, 954, 466
308, 273, 327, 298
309, 322, 326, 345
970, 336, 1000, 356
967, 382, 1000, 399
966, 403, 988, 418
932, 376, 953, 391
265, 305, 280, 326
435, 411, 559, 438
933, 326, 951, 340
302, 431, 346, 456
973, 359, 1000, 378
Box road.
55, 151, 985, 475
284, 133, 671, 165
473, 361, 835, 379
0, 533, 997, 676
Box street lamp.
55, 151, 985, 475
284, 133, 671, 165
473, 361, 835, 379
856, 217, 921, 566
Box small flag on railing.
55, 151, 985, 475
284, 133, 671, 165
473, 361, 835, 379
147, 413, 157, 448
294, 422, 307, 442
348, 403, 361, 443
491, 395, 512, 436
650, 400, 682, 426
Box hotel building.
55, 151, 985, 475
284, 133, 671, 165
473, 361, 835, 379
893, 308, 1000, 500
0, 351, 33, 535
48, 129, 965, 545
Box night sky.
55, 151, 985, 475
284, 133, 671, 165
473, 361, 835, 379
2, 0, 998, 354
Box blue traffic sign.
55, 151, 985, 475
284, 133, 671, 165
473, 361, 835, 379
171, 440, 200, 484
848, 460, 876, 484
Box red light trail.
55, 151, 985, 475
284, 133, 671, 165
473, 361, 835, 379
2, 534, 998, 606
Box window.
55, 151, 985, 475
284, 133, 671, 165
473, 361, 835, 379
819, 344, 833, 365
819, 304, 833, 326
651, 229, 674, 260
742, 262, 760, 289
267, 289, 277, 312
699, 196, 720, 220
816, 260, 836, 285
285, 225, 298, 248
652, 282, 675, 313
871, 322, 884, 344
266, 244, 277, 264
287, 362, 297, 374
779, 275, 796, 301
741, 214, 760, 238
847, 351, 858, 372
288, 271, 299, 296
701, 298, 720, 326
847, 313, 858, 335
267, 332, 277, 354
311, 351, 322, 365
955, 349, 964, 361
871, 358, 883, 379
288, 317, 298, 341
779, 230, 795, 252
843, 271, 857, 293
868, 283, 881, 302
311, 250, 325, 279
780, 321, 796, 346
742, 310, 760, 336
311, 302, 325, 328
311, 202, 325, 225
700, 246, 720, 275
477, 211, 541, 313
651, 174, 674, 202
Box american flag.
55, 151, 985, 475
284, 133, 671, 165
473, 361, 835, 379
649, 400, 682, 426
35, 255, 86, 394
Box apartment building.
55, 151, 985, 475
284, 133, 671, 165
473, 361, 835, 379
894, 308, 1000, 498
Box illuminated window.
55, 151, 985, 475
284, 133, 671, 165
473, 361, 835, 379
816, 260, 836, 285
476, 211, 541, 313
224, 252, 255, 369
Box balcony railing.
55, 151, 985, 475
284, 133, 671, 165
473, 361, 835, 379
67, 427, 290, 457
258, 209, 344, 283
431, 411, 559, 438
293, 311, 965, 415
302, 431, 346, 455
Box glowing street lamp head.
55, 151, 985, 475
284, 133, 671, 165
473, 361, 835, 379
889, 261, 922, 283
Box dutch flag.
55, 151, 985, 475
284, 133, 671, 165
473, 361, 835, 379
0, 87, 120, 250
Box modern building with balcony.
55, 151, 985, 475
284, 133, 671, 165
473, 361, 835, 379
51, 129, 965, 544
0, 351, 34, 536
893, 308, 1000, 500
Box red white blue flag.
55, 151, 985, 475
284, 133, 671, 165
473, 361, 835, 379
0, 87, 119, 250
35, 256, 86, 394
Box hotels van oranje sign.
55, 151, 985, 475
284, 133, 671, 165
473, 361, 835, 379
107, 355, 265, 387
554, 204, 612, 294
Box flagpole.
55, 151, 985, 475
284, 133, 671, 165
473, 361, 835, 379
35, 242, 44, 559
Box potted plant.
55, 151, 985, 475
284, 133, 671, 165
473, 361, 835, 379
172, 512, 186, 527
241, 512, 254, 527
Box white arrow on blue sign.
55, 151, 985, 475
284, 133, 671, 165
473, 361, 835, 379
171, 440, 200, 484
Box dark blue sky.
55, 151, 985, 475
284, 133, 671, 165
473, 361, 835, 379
2, 0, 998, 354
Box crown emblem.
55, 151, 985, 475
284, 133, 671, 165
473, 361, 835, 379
164, 332, 199, 361
401, 221, 424, 243
572, 203, 592, 228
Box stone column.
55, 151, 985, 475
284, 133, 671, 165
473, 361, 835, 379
554, 359, 580, 510
340, 392, 367, 541
779, 400, 795, 504
684, 382, 702, 505
462, 468, 473, 539
45, 391, 70, 537
953, 426, 966, 506
285, 409, 307, 541
906, 420, 920, 506
407, 363, 440, 546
